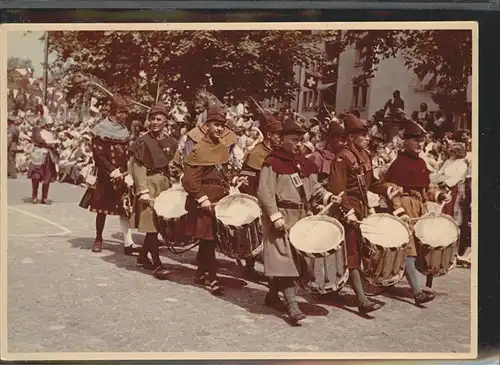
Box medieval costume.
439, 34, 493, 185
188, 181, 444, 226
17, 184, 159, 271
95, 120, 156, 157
7, 114, 20, 179
129, 102, 178, 279
383, 121, 447, 305
327, 114, 396, 314
307, 122, 345, 187
257, 118, 337, 323
27, 114, 59, 204
79, 94, 137, 254
181, 107, 235, 295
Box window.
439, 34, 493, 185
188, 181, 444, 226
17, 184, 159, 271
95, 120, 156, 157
352, 84, 368, 110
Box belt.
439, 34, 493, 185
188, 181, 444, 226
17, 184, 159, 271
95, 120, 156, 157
146, 168, 169, 177
276, 201, 305, 210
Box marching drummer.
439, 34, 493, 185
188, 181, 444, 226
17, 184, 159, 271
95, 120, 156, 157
238, 112, 283, 275
257, 117, 341, 324
79, 94, 139, 256
327, 113, 401, 314
307, 121, 345, 187
128, 102, 178, 280
383, 121, 451, 305
182, 107, 247, 296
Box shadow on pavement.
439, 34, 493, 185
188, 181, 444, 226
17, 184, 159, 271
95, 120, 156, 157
67, 235, 331, 325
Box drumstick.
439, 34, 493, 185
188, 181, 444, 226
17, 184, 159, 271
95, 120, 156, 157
317, 192, 345, 216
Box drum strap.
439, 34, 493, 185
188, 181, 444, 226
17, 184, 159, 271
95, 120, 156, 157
289, 167, 310, 214
214, 164, 231, 190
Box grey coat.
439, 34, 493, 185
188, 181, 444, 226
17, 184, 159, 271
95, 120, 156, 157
257, 165, 333, 277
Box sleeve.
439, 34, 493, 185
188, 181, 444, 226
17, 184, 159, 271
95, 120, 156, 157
257, 165, 282, 222
327, 157, 354, 217
181, 165, 207, 203
444, 160, 468, 188
310, 173, 333, 207
238, 163, 259, 196
129, 156, 149, 194
92, 137, 116, 174
183, 138, 195, 159
426, 184, 442, 203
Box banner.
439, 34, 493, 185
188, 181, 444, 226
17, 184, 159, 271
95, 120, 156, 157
303, 71, 319, 90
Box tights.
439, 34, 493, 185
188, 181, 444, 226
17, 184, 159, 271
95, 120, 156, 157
404, 256, 421, 296
95, 213, 106, 242
95, 213, 136, 247
31, 180, 50, 200
139, 233, 162, 266
349, 269, 369, 305
196, 240, 217, 278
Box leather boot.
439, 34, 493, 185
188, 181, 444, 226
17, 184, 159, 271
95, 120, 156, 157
283, 283, 306, 323
415, 291, 435, 305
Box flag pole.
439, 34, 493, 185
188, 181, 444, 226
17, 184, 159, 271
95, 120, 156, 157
42, 31, 49, 106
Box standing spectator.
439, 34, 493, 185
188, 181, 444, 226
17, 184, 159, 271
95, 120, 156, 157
7, 113, 20, 179
383, 90, 405, 118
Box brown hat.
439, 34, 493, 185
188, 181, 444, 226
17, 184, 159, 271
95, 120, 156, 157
205, 106, 227, 124
258, 113, 283, 134
110, 94, 129, 113
282, 118, 306, 136
344, 113, 368, 134
327, 121, 345, 138
149, 102, 168, 118
403, 121, 426, 139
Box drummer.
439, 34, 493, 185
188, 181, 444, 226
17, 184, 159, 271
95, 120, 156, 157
128, 102, 178, 280
307, 121, 345, 187
327, 113, 401, 314
238, 112, 283, 275
182, 107, 247, 296
257, 117, 341, 324
383, 121, 450, 305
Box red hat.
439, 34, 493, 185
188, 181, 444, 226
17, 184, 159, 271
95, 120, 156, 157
110, 94, 129, 114
205, 106, 227, 124
327, 121, 345, 138
282, 117, 306, 136
149, 102, 168, 118
258, 113, 283, 134
403, 121, 426, 139
344, 113, 368, 135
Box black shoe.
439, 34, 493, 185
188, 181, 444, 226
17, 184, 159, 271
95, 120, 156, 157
124, 245, 140, 256
152, 264, 172, 280
286, 302, 306, 323
264, 292, 287, 312
207, 277, 224, 296
358, 300, 383, 314
193, 271, 208, 285
415, 291, 435, 305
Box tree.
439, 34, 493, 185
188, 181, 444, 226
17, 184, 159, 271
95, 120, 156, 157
7, 57, 34, 70
340, 30, 472, 106
48, 30, 337, 113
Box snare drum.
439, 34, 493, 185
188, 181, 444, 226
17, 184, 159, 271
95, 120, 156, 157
288, 215, 348, 294
153, 186, 195, 247
360, 213, 410, 287
414, 213, 460, 277
215, 193, 263, 260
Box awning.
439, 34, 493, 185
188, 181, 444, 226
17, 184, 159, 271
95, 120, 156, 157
317, 82, 336, 91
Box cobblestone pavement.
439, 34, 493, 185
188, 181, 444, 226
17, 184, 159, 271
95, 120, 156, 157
6, 177, 472, 354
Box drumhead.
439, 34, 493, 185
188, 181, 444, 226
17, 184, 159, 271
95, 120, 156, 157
414, 213, 459, 248
215, 193, 261, 226
361, 213, 410, 248
289, 215, 344, 255
153, 186, 188, 219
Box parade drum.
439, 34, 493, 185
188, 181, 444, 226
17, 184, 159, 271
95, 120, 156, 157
214, 193, 263, 260
413, 213, 460, 277
360, 213, 410, 287
153, 186, 192, 246
289, 216, 348, 294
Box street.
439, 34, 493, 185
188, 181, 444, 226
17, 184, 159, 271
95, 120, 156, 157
6, 177, 472, 354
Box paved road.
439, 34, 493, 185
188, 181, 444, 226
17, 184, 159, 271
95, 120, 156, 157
6, 177, 472, 353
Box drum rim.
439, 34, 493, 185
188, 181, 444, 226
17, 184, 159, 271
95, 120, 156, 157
414, 212, 460, 249
289, 215, 345, 254
153, 186, 188, 218
214, 193, 262, 224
